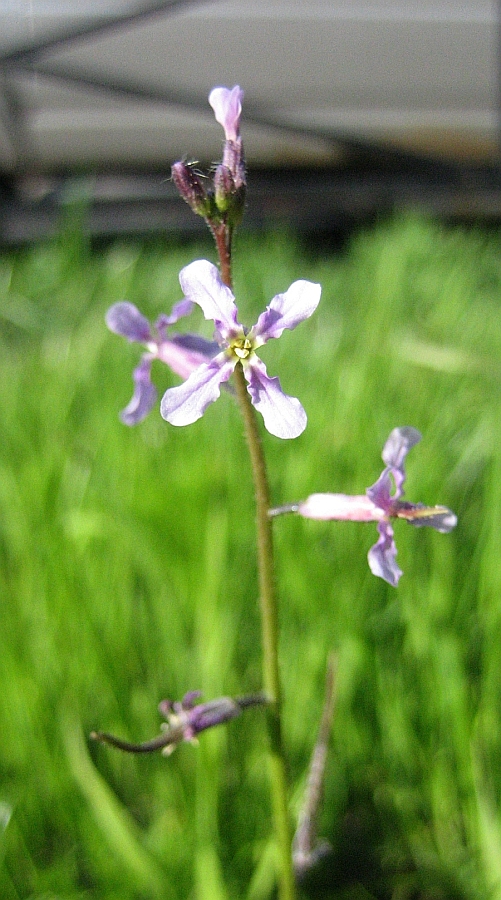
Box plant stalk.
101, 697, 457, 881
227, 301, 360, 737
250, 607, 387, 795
217, 233, 295, 900
233, 362, 296, 900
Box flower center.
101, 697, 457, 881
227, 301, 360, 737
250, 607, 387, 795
232, 337, 253, 360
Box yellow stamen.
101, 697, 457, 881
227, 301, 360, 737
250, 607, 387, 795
233, 337, 253, 359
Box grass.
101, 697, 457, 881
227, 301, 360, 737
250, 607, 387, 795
0, 213, 500, 899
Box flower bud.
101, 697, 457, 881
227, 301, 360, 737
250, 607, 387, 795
171, 161, 214, 218
213, 163, 246, 226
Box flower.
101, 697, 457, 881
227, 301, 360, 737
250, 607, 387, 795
271, 427, 457, 586
160, 259, 322, 439
209, 85, 244, 142
91, 691, 267, 755
106, 299, 218, 425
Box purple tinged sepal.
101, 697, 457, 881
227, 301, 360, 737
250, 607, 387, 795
171, 161, 217, 220
270, 427, 457, 586
213, 163, 246, 226
90, 691, 268, 755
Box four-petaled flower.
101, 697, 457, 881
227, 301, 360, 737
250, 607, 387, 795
160, 260, 321, 439
271, 427, 457, 586
91, 691, 267, 755
106, 299, 218, 425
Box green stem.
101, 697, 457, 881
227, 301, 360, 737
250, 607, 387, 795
216, 229, 295, 899
233, 363, 296, 900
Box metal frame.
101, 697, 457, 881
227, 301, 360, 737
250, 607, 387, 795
0, 0, 499, 240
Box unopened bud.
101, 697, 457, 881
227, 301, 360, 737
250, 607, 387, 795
213, 163, 246, 227
171, 161, 214, 218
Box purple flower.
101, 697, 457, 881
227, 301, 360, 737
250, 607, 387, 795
272, 427, 457, 586
91, 691, 267, 756
209, 85, 244, 142
106, 299, 218, 425
160, 260, 321, 439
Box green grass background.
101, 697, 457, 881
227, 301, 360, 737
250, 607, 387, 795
1, 214, 500, 899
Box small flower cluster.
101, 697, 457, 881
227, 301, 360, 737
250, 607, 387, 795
172, 85, 246, 229
107, 86, 321, 439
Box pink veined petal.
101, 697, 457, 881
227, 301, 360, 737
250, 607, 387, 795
367, 522, 402, 587
179, 260, 240, 338
243, 356, 306, 439
298, 493, 383, 521
253, 280, 322, 344
160, 353, 235, 426
208, 85, 244, 141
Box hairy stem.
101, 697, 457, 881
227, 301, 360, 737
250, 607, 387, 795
212, 223, 233, 288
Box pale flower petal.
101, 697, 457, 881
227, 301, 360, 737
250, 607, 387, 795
157, 333, 219, 380
382, 426, 421, 496
157, 298, 194, 329
244, 356, 306, 439
366, 469, 393, 511
179, 260, 240, 337
368, 522, 402, 587
298, 493, 383, 521
121, 356, 157, 425
208, 85, 244, 141
106, 302, 152, 342
160, 353, 235, 426
253, 280, 322, 344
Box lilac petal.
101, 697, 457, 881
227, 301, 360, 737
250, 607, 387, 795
179, 260, 240, 337
366, 469, 393, 513
367, 521, 402, 587
156, 298, 194, 332
395, 503, 458, 532
298, 493, 382, 521
180, 690, 203, 709
106, 302, 152, 343
209, 85, 244, 141
382, 427, 422, 496
244, 356, 306, 439
157, 333, 218, 380
160, 353, 235, 426
120, 355, 157, 425
253, 280, 322, 344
